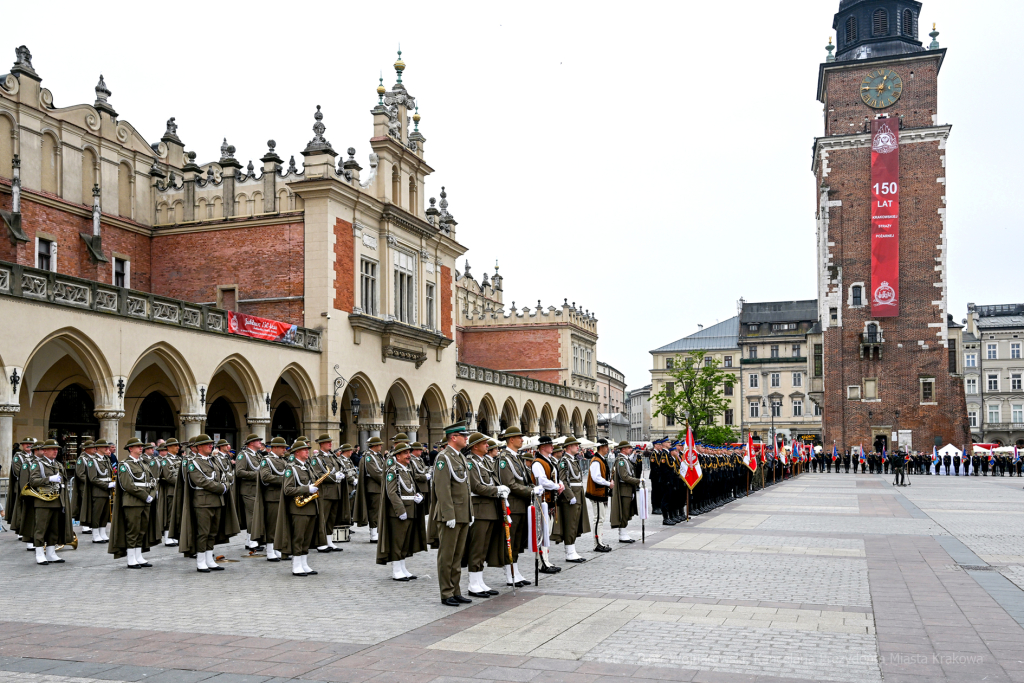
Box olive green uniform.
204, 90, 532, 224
610, 454, 641, 529
235, 446, 261, 535
551, 453, 591, 546
275, 459, 327, 555
376, 463, 426, 564
430, 446, 472, 600
251, 453, 288, 546
354, 449, 385, 532
28, 457, 74, 548
465, 453, 505, 573
186, 456, 230, 553
109, 456, 157, 555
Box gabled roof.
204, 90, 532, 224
651, 316, 739, 354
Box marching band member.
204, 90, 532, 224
276, 440, 326, 576
376, 442, 427, 580
27, 439, 74, 565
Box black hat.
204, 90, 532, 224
538, 436, 553, 446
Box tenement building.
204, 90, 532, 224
814, 0, 969, 452
962, 303, 1024, 447
738, 300, 823, 446
0, 46, 597, 470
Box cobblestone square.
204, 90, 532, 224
1, 473, 1022, 683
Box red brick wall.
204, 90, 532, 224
333, 218, 354, 313
441, 265, 453, 338
0, 191, 151, 290
818, 53, 969, 451
152, 221, 304, 325
460, 327, 561, 384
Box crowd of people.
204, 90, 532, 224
4, 426, 800, 604
807, 448, 1024, 477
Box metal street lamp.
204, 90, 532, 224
350, 387, 361, 425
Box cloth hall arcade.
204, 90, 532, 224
0, 46, 599, 472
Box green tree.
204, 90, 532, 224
650, 350, 737, 445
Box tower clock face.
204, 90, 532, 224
861, 68, 903, 109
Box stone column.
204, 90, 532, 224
95, 410, 124, 450
396, 425, 419, 443
179, 414, 205, 441
247, 417, 271, 443
361, 423, 383, 452
0, 404, 19, 477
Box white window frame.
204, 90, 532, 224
35, 237, 56, 272
964, 353, 977, 368
1013, 405, 1023, 423
920, 378, 936, 404
113, 256, 130, 289
749, 401, 760, 419
987, 374, 999, 392
968, 410, 978, 428
393, 249, 416, 324
770, 373, 781, 388
360, 257, 379, 316
792, 372, 802, 387
1013, 343, 1022, 360
792, 399, 803, 417
749, 374, 759, 389
425, 282, 435, 330
987, 343, 998, 360
965, 377, 977, 394
771, 400, 782, 418
988, 404, 1001, 424
814, 402, 822, 417
1013, 374, 1023, 392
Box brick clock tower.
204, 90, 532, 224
814, 0, 969, 453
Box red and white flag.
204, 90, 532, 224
680, 425, 702, 490
745, 432, 757, 473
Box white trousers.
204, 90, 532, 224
587, 498, 608, 546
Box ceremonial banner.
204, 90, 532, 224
745, 433, 757, 473
680, 425, 702, 491
870, 118, 900, 317
227, 311, 297, 343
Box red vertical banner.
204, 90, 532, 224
870, 119, 900, 317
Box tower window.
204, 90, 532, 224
845, 16, 857, 43
873, 9, 889, 36
902, 9, 915, 37
852, 285, 862, 306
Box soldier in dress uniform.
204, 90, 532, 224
463, 432, 511, 597
531, 436, 564, 574
7, 437, 37, 548
178, 434, 240, 572
377, 442, 427, 580
235, 433, 264, 552
276, 440, 327, 576
335, 444, 359, 526
156, 439, 181, 546
429, 422, 473, 606
408, 441, 432, 524
71, 438, 93, 534
585, 438, 614, 552
609, 441, 640, 543
551, 435, 590, 563
310, 434, 343, 553
27, 439, 74, 565
82, 438, 115, 543
354, 436, 386, 542
108, 438, 157, 568
250, 436, 289, 562
495, 427, 537, 586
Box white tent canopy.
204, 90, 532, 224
938, 444, 962, 457
994, 446, 1016, 454
973, 444, 994, 454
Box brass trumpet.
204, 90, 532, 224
295, 470, 332, 507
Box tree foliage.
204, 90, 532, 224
651, 350, 737, 445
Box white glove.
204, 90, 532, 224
413, 493, 424, 503
532, 486, 543, 496
108, 482, 116, 489
496, 485, 510, 497
470, 515, 475, 526
426, 472, 432, 481
48, 475, 61, 483
335, 472, 343, 482
399, 513, 408, 521
446, 519, 456, 529
570, 498, 577, 505
308, 484, 318, 494
145, 495, 153, 504
222, 484, 228, 493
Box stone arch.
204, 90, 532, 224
584, 409, 597, 440
252, 190, 264, 213
476, 393, 499, 435
278, 188, 289, 212
235, 192, 249, 217
209, 353, 263, 417
171, 200, 184, 223
571, 407, 583, 436
156, 201, 169, 224
556, 405, 570, 436
212, 195, 223, 219
500, 397, 519, 434
383, 378, 417, 443
277, 362, 318, 426
453, 390, 473, 425
539, 403, 555, 437
347, 371, 380, 424
521, 400, 538, 436
24, 327, 115, 408
197, 197, 208, 219
128, 342, 199, 414
419, 384, 447, 447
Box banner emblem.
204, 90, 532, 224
871, 123, 899, 154
873, 281, 897, 307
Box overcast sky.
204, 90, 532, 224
8, 1, 1022, 392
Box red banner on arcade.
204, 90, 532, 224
227, 311, 297, 343
870, 118, 900, 317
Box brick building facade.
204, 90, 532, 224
814, 0, 969, 453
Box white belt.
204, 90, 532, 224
570, 483, 583, 488
400, 495, 417, 501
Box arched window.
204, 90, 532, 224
845, 16, 857, 43
212, 195, 223, 219
271, 402, 298, 443
118, 162, 133, 218
205, 397, 238, 447
48, 383, 100, 458
40, 133, 59, 195
902, 9, 915, 37
873, 9, 889, 36
81, 147, 98, 205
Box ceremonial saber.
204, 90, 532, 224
501, 493, 516, 597
528, 493, 540, 587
